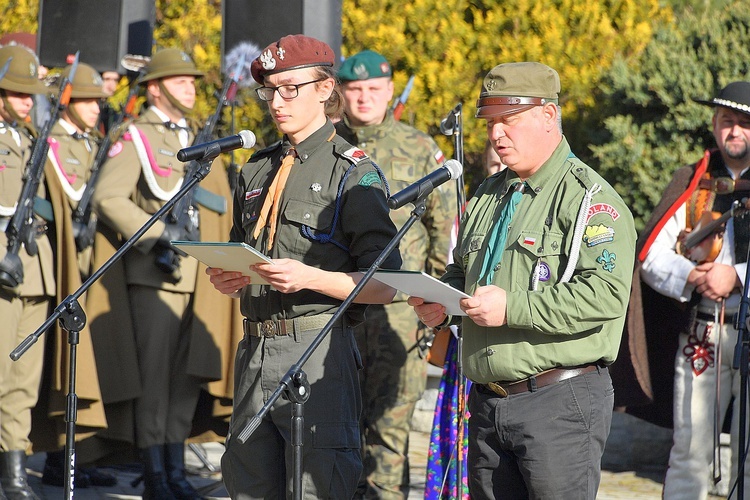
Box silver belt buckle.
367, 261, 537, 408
260, 320, 277, 337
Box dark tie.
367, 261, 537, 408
479, 182, 525, 285
72, 132, 92, 152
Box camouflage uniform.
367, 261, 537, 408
337, 110, 455, 499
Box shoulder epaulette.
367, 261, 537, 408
568, 157, 598, 191
249, 140, 281, 160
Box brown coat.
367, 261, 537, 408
79, 115, 244, 462
29, 124, 107, 452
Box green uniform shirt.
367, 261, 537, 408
336, 110, 454, 288
443, 137, 636, 383
233, 120, 402, 322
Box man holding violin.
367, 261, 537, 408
636, 81, 750, 498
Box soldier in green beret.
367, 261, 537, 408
336, 49, 454, 499
410, 62, 636, 499
207, 34, 402, 499
0, 43, 54, 500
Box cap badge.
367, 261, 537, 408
260, 49, 277, 71
311, 183, 322, 192
485, 79, 496, 91
380, 62, 390, 74
276, 46, 286, 61
353, 63, 368, 79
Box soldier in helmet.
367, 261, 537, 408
0, 44, 55, 500
34, 61, 116, 490
91, 47, 238, 499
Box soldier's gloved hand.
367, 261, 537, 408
156, 223, 186, 255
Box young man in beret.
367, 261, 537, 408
206, 35, 402, 499
626, 81, 750, 498
335, 49, 454, 499
410, 62, 636, 499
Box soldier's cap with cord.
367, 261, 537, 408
475, 61, 560, 119
0, 44, 48, 95
693, 81, 750, 117
137, 48, 204, 84
250, 34, 335, 84
62, 62, 109, 99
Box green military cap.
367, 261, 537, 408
476, 62, 560, 119
0, 44, 48, 95
63, 62, 109, 99
138, 48, 204, 84
338, 50, 392, 82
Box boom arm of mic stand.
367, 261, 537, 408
732, 258, 750, 499
8, 155, 215, 499
235, 196, 429, 499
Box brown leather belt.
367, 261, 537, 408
243, 314, 336, 338
698, 177, 750, 194
483, 363, 600, 398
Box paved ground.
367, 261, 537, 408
25, 432, 676, 499
19, 420, 681, 499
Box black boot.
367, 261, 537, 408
0, 451, 39, 499
164, 443, 203, 499
140, 446, 177, 500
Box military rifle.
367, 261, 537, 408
0, 53, 79, 290
392, 75, 415, 121
71, 57, 148, 252
154, 51, 249, 277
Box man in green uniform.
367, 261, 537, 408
206, 35, 402, 499
92, 48, 236, 499
0, 44, 54, 500
335, 49, 454, 499
410, 62, 636, 499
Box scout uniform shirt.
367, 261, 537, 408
92, 106, 198, 292
233, 120, 402, 322
443, 137, 636, 383
0, 121, 55, 297
336, 109, 454, 284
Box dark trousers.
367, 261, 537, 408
222, 324, 363, 499
467, 367, 613, 500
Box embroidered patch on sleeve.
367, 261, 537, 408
434, 150, 446, 164
583, 224, 615, 247
358, 171, 382, 189
586, 203, 620, 222
596, 249, 617, 272
107, 141, 124, 158
342, 147, 368, 163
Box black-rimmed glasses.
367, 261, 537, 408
255, 78, 327, 101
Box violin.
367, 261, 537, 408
676, 199, 748, 263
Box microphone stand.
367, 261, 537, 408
235, 197, 430, 500
441, 102, 467, 497
10, 152, 218, 500
733, 248, 750, 499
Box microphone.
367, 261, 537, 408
387, 159, 463, 210
439, 103, 462, 136
177, 130, 256, 162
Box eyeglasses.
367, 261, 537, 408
255, 78, 327, 101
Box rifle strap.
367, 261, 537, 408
194, 186, 226, 214
33, 196, 54, 222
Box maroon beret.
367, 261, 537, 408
251, 34, 335, 84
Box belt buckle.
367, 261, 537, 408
712, 177, 735, 194
260, 320, 277, 337
486, 382, 508, 398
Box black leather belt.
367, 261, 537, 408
243, 314, 336, 338
482, 363, 600, 398
696, 311, 735, 324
